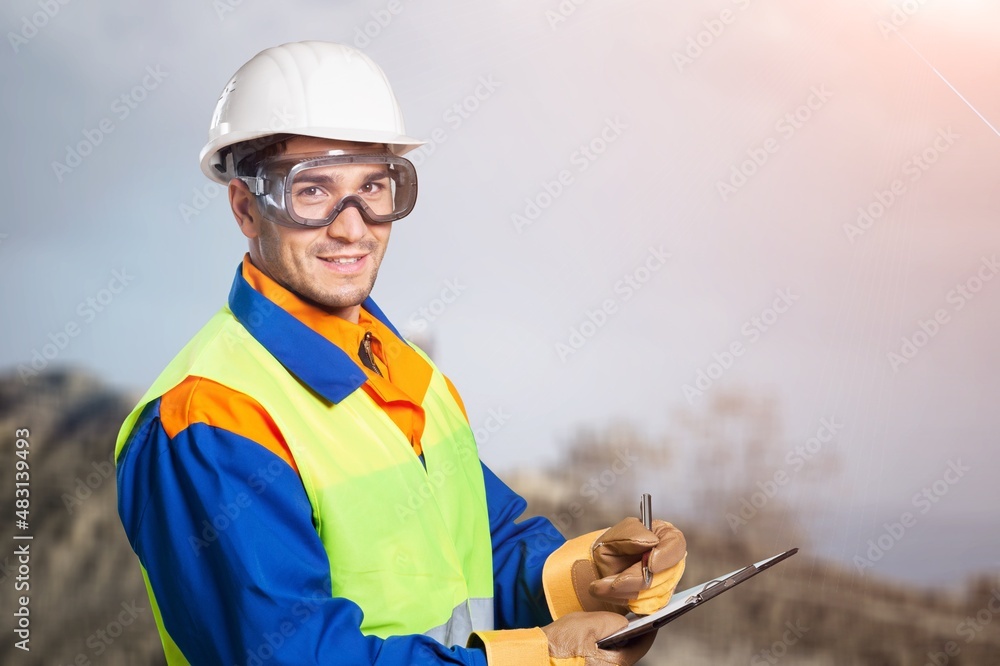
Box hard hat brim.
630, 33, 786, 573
199, 127, 425, 184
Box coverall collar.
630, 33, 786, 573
227, 258, 406, 404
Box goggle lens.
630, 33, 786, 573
289, 163, 402, 222
246, 152, 418, 227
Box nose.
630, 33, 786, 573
325, 204, 368, 244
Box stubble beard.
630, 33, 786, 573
255, 223, 382, 312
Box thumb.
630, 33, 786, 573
592, 518, 657, 578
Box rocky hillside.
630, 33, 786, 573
0, 368, 163, 665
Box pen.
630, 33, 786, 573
640, 493, 653, 588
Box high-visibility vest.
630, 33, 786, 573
116, 305, 495, 663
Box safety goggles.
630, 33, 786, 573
239, 151, 418, 227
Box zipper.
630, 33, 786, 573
358, 331, 383, 377
360, 331, 422, 466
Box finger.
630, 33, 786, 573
591, 551, 688, 603
594, 518, 659, 555
647, 523, 686, 573
590, 562, 646, 600
543, 611, 629, 661
591, 520, 656, 581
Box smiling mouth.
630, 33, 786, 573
320, 256, 364, 264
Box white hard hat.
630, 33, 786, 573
199, 41, 424, 184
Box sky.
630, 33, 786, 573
1, 0, 998, 588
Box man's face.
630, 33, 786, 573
231, 136, 395, 322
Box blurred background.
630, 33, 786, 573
1, 0, 999, 663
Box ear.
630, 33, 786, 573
229, 178, 261, 239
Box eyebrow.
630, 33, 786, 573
293, 168, 390, 187
294, 172, 340, 186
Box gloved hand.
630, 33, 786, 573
590, 518, 686, 616
542, 518, 686, 619
542, 611, 655, 666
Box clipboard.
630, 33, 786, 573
596, 547, 799, 649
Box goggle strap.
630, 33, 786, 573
238, 176, 266, 196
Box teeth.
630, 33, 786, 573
326, 257, 360, 264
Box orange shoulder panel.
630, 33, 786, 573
444, 375, 469, 423
159, 376, 298, 473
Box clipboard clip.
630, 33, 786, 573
693, 564, 756, 603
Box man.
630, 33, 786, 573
115, 41, 687, 665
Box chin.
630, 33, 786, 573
317, 285, 371, 309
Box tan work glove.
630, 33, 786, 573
543, 518, 686, 619
468, 612, 654, 666
590, 518, 686, 615
542, 611, 655, 666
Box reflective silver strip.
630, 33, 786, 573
423, 597, 495, 647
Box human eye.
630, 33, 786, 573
359, 176, 390, 197
293, 185, 327, 199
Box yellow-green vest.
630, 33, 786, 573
116, 305, 495, 663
